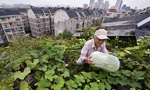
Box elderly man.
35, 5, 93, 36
77, 29, 109, 66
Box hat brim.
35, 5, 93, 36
97, 35, 109, 39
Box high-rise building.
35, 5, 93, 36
114, 0, 123, 10
89, 0, 95, 8
97, 0, 104, 9
126, 6, 130, 10
93, 2, 98, 9
110, 6, 115, 9
83, 4, 88, 9
104, 1, 110, 11
122, 4, 126, 10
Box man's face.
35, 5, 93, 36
94, 37, 105, 48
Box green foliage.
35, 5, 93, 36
0, 29, 150, 90
25, 26, 31, 33
58, 29, 73, 40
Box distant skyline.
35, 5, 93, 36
0, 0, 150, 9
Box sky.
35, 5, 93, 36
0, 0, 150, 9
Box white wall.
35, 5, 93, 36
27, 9, 36, 19
54, 10, 69, 23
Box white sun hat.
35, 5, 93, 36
94, 29, 109, 39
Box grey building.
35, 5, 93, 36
0, 8, 26, 43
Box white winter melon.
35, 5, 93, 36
90, 51, 120, 72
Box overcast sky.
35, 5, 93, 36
0, 0, 150, 9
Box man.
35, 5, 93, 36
77, 29, 109, 66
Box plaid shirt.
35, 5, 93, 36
77, 39, 108, 65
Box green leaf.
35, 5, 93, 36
35, 71, 42, 81
39, 54, 49, 64
109, 71, 122, 77
55, 55, 62, 61
51, 77, 65, 90
107, 77, 118, 85
124, 50, 131, 54
144, 50, 150, 54
74, 75, 85, 86
90, 82, 99, 90
90, 72, 99, 80
12, 58, 24, 70
81, 72, 92, 82
99, 82, 105, 90
35, 77, 50, 90
145, 81, 150, 88
28, 50, 39, 58
116, 76, 128, 86
129, 81, 141, 89
119, 52, 126, 57
39, 64, 47, 71
27, 59, 39, 69
46, 50, 55, 58
0, 81, 14, 90
61, 69, 70, 78
45, 70, 55, 81
131, 70, 144, 80
105, 82, 111, 90
14, 67, 31, 80
66, 80, 78, 89
20, 81, 28, 90
130, 88, 136, 90
122, 70, 131, 76
84, 85, 90, 90
46, 42, 54, 47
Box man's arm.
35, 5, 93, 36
76, 42, 89, 65
76, 42, 95, 66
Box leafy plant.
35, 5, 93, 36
0, 28, 150, 90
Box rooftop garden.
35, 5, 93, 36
0, 26, 150, 90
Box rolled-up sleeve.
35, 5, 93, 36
76, 42, 89, 65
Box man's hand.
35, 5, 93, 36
85, 56, 95, 66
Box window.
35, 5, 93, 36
0, 37, 2, 42
20, 27, 23, 30
10, 23, 12, 26
4, 24, 8, 28
1, 18, 5, 20
46, 18, 49, 21
12, 28, 14, 32
36, 15, 39, 18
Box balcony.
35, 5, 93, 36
17, 23, 22, 26
36, 20, 40, 23
16, 18, 20, 20
5, 29, 12, 34
1, 19, 8, 23
8, 18, 16, 22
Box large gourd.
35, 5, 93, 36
90, 51, 120, 72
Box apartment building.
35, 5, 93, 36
54, 8, 78, 35
0, 7, 105, 43
0, 8, 26, 43
17, 8, 30, 30
0, 23, 8, 44
27, 8, 58, 37
48, 8, 58, 34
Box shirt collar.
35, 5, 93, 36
92, 39, 104, 49
92, 39, 96, 49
